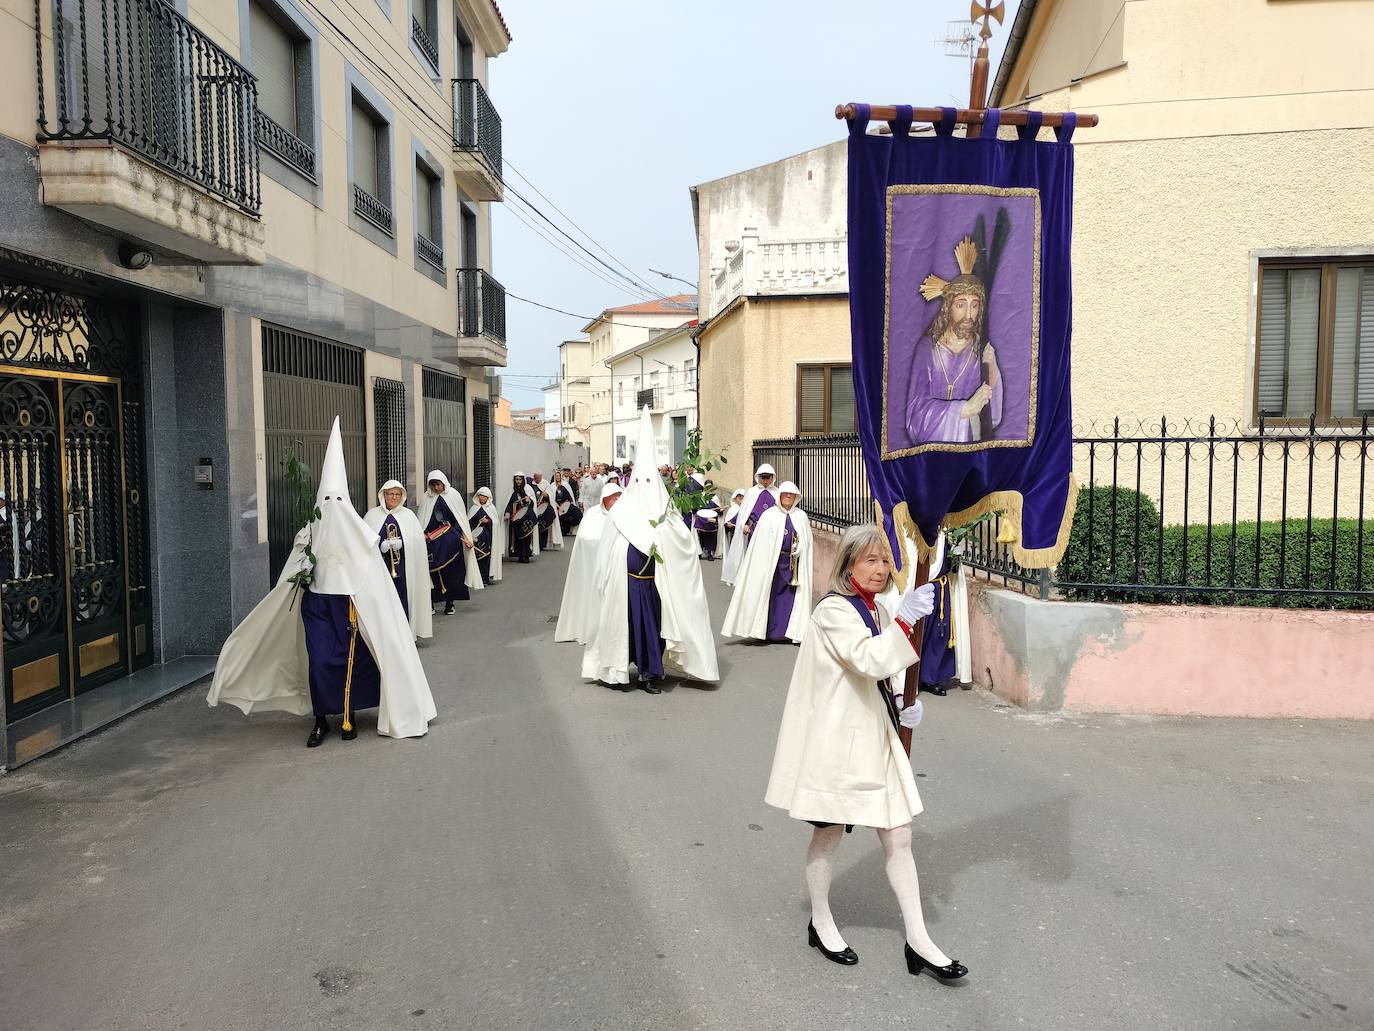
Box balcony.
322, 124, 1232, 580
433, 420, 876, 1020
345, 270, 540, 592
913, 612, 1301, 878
352, 184, 393, 236
411, 16, 439, 74
451, 78, 503, 202
456, 268, 507, 366
636, 387, 663, 412
416, 233, 444, 271
257, 111, 315, 180
34, 0, 265, 265
707, 228, 848, 317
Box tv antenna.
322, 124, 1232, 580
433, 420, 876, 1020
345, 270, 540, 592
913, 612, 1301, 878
937, 19, 978, 80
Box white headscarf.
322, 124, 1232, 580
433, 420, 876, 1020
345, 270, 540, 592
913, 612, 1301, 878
363, 479, 432, 639
417, 469, 483, 591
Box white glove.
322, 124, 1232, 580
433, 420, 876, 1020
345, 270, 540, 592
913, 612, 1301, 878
899, 697, 925, 729
381, 538, 401, 553
896, 581, 937, 623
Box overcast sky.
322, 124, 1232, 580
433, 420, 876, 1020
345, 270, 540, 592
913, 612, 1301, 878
490, 0, 1022, 405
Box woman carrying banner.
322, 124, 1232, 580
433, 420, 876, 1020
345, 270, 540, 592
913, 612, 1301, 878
765, 523, 966, 982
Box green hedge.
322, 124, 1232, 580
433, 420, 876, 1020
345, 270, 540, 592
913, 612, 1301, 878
1057, 486, 1374, 610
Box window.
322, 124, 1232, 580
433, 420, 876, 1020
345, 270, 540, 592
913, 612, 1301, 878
249, 1, 315, 179
797, 363, 856, 434
414, 158, 443, 270
410, 0, 439, 73
1256, 260, 1374, 423
350, 92, 391, 235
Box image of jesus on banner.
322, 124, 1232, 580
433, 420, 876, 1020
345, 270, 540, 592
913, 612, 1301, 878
882, 186, 1040, 459
907, 236, 1002, 443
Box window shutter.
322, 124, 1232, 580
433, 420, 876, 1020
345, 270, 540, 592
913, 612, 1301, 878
828, 365, 856, 434
1331, 267, 1362, 419
1283, 269, 1321, 419
250, 2, 297, 133
352, 103, 379, 197
798, 367, 826, 433
1256, 268, 1288, 416
1358, 269, 1374, 414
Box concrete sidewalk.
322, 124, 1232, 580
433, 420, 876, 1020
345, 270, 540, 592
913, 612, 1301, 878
0, 544, 1370, 1031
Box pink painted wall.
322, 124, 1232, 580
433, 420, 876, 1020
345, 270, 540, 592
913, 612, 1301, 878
966, 578, 1374, 720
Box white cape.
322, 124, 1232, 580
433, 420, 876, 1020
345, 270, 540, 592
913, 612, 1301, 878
580, 407, 718, 684
208, 419, 436, 738
721, 484, 780, 586
721, 505, 814, 643
541, 482, 564, 550
416, 471, 483, 593
363, 485, 432, 640
554, 503, 607, 643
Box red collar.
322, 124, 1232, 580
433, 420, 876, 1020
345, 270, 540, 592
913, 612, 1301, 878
849, 577, 878, 611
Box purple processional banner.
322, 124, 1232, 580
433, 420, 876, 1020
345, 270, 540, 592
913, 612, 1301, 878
847, 106, 1078, 580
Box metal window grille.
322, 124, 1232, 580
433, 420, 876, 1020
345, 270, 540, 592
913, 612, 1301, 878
423, 368, 467, 496
472, 397, 492, 491
373, 377, 407, 489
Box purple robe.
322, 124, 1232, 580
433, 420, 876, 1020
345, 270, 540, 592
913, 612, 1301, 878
377, 512, 408, 617
765, 513, 798, 642
627, 543, 664, 680
693, 500, 722, 555
301, 590, 381, 719
904, 336, 1003, 444
426, 496, 469, 603
920, 554, 957, 687
743, 490, 776, 537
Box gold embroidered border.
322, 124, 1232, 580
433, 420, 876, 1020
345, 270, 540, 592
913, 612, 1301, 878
880, 183, 1042, 460
874, 472, 1078, 592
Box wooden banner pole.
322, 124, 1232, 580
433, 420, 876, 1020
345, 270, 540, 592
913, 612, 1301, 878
834, 104, 1098, 129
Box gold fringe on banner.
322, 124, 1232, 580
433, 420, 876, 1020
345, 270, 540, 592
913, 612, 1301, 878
877, 474, 1079, 592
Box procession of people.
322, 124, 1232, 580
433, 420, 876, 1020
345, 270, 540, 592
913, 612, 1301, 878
206, 407, 964, 982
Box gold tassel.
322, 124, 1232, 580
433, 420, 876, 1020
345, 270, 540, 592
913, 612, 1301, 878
342, 599, 358, 734
997, 519, 1017, 544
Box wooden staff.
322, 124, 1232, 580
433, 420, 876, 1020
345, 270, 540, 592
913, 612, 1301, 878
834, 105, 1097, 128
898, 558, 931, 755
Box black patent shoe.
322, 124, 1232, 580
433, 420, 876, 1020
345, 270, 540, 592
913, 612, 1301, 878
904, 943, 967, 980
808, 921, 858, 965
306, 718, 329, 748
923, 682, 949, 697
639, 679, 663, 695
340, 720, 358, 741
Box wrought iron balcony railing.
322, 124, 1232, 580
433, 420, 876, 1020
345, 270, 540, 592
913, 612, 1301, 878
636, 387, 662, 411
256, 111, 315, 180
458, 268, 506, 343
416, 233, 444, 271
411, 16, 439, 72
35, 0, 262, 214
352, 183, 392, 235
451, 78, 502, 177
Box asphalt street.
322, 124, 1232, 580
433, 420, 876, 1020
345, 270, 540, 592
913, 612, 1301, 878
1, 542, 1371, 1031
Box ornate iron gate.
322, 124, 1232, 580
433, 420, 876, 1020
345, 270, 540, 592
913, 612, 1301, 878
0, 276, 150, 723
373, 376, 407, 491
262, 325, 365, 581
423, 368, 467, 496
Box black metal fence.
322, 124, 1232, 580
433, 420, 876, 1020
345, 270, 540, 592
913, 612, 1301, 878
754, 416, 1374, 609
452, 78, 502, 176
36, 0, 262, 214
459, 268, 506, 343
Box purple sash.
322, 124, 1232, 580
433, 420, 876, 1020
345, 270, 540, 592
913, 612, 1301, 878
826, 592, 902, 732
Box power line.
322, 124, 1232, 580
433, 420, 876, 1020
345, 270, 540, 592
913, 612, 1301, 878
504, 290, 699, 332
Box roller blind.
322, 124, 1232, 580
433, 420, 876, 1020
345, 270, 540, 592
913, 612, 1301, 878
1331, 267, 1361, 419
798, 366, 826, 433
1283, 269, 1321, 419
829, 365, 855, 433
1360, 271, 1374, 414
1256, 267, 1288, 416
414, 167, 434, 239
351, 103, 379, 197
250, 2, 297, 133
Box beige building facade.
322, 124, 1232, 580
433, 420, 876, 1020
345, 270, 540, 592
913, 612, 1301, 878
557, 339, 593, 447
581, 295, 698, 463
0, 0, 513, 758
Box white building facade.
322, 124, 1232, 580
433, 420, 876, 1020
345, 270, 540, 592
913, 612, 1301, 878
607, 322, 700, 465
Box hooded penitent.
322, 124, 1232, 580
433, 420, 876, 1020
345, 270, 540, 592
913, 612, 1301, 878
581, 409, 718, 684
553, 482, 620, 644
721, 463, 780, 586
721, 480, 814, 644
539, 480, 564, 549
363, 480, 432, 640
417, 470, 484, 598
207, 418, 436, 738
467, 487, 504, 584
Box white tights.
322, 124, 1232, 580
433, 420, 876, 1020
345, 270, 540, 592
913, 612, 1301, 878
806, 823, 951, 965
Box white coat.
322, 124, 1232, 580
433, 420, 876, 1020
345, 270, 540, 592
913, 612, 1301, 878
721, 505, 813, 643
363, 482, 432, 640
764, 595, 923, 829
